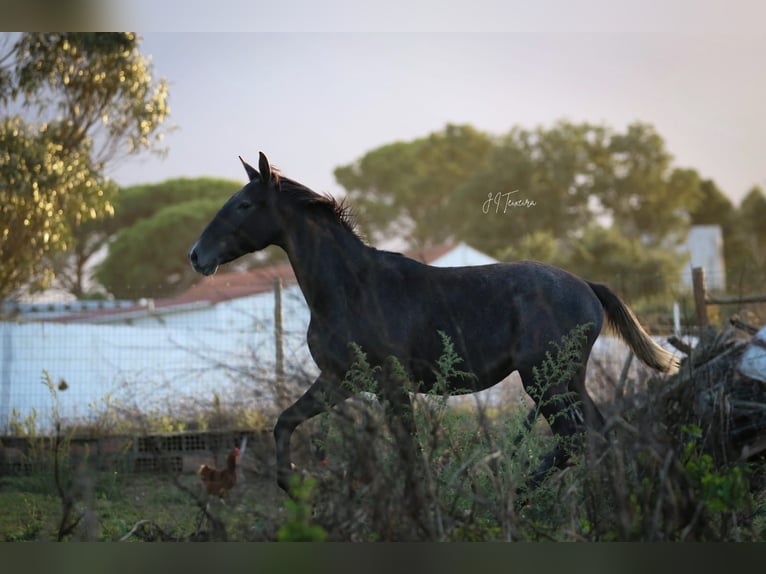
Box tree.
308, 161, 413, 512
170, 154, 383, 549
495, 230, 559, 264
591, 123, 703, 245
92, 178, 243, 299
336, 120, 713, 301
96, 199, 228, 299
727, 186, 766, 292
9, 33, 168, 166
455, 121, 603, 255
739, 186, 766, 247
688, 179, 735, 226
560, 225, 685, 302
52, 177, 241, 298
0, 116, 113, 296
0, 32, 169, 299
334, 124, 494, 247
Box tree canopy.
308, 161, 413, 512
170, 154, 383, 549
335, 124, 494, 247
0, 116, 113, 295
96, 198, 229, 299
94, 178, 242, 299
335, 120, 718, 301
0, 32, 169, 299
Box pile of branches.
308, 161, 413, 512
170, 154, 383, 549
656, 318, 766, 465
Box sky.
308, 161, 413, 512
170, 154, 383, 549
92, 3, 766, 206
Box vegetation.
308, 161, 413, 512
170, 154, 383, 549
0, 32, 170, 299
336, 121, 766, 301
96, 197, 232, 298
2, 329, 764, 542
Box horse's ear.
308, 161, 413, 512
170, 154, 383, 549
239, 156, 259, 181
258, 152, 272, 184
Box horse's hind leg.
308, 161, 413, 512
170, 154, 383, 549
378, 359, 434, 539
517, 366, 590, 492
570, 363, 605, 432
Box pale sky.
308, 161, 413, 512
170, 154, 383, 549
106, 4, 766, 206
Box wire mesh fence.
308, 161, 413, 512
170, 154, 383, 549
4, 261, 749, 436
0, 283, 317, 434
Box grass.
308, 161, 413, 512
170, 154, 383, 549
2, 404, 764, 541
0, 467, 295, 541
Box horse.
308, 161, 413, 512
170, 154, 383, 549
188, 152, 678, 497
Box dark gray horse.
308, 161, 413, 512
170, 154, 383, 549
189, 152, 678, 494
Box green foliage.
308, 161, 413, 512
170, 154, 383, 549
0, 116, 116, 297
85, 177, 242, 299
337, 120, 711, 301
456, 121, 601, 252
0, 33, 170, 299
0, 491, 60, 541
529, 322, 592, 408
681, 425, 749, 514
111, 177, 241, 231
726, 186, 766, 293
277, 475, 327, 542
559, 225, 685, 302
9, 33, 169, 164
96, 198, 226, 298
341, 342, 382, 395
689, 179, 735, 227
2, 330, 763, 541
335, 123, 494, 247
593, 124, 702, 242
312, 327, 596, 541
432, 330, 477, 392
496, 230, 558, 263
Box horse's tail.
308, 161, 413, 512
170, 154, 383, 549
588, 281, 679, 373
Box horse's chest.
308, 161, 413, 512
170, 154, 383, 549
305, 319, 353, 371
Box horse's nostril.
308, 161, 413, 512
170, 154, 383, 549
189, 248, 198, 265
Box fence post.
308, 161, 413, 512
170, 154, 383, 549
692, 266, 709, 328
274, 278, 286, 403
0, 323, 12, 432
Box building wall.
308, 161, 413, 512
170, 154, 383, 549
679, 225, 726, 291
430, 242, 498, 267
0, 316, 314, 432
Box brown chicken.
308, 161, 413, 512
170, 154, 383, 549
198, 447, 239, 498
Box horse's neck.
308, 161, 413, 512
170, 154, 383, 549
281, 216, 368, 311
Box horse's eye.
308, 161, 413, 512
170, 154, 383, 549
238, 200, 253, 211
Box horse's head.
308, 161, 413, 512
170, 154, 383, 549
189, 152, 281, 276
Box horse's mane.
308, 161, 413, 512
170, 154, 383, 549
274, 170, 358, 236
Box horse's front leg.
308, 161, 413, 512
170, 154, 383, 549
273, 373, 348, 494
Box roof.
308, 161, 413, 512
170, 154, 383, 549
168, 262, 297, 306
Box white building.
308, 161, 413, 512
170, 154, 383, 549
679, 225, 726, 291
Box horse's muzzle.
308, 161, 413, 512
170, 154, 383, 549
188, 246, 218, 276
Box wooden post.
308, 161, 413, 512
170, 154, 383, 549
274, 277, 285, 391
692, 267, 709, 328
